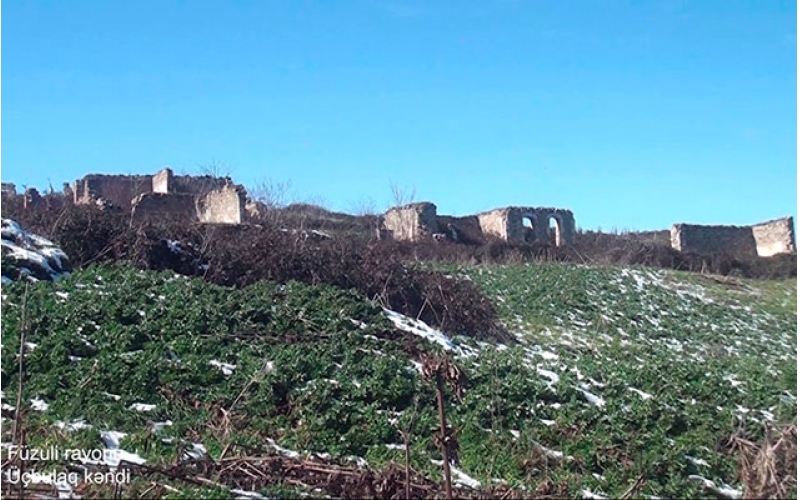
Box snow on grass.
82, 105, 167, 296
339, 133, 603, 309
722, 374, 744, 388
1, 219, 70, 281
688, 475, 743, 499
128, 403, 157, 412
53, 419, 91, 432
151, 420, 173, 432
576, 387, 606, 408
628, 387, 654, 400
685, 456, 710, 467
83, 431, 148, 469
431, 460, 481, 489
30, 397, 49, 411
532, 441, 573, 461
384, 308, 459, 353
183, 443, 207, 460
209, 359, 236, 376
266, 438, 302, 459
232, 489, 269, 499
581, 489, 608, 499
536, 367, 560, 386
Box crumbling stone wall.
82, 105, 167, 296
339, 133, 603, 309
383, 202, 440, 241
382, 203, 576, 245
73, 174, 153, 208
477, 207, 575, 246
670, 224, 757, 257
152, 169, 171, 193
671, 218, 796, 257
477, 208, 514, 242
73, 170, 248, 225
197, 185, 246, 224
130, 193, 198, 223
151, 168, 228, 196
751, 217, 796, 257
436, 215, 484, 243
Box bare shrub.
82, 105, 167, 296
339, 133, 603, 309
389, 181, 416, 208
731, 424, 797, 499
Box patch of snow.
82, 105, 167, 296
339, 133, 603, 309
537, 367, 560, 386
509, 430, 520, 439
350, 318, 369, 329
431, 460, 481, 489
183, 443, 207, 460
723, 374, 743, 387
151, 420, 173, 432
576, 387, 606, 408
209, 359, 236, 376
166, 240, 181, 254
30, 397, 49, 411
582, 489, 608, 499
540, 419, 556, 426
533, 441, 573, 461
628, 387, 654, 400
100, 431, 127, 449
53, 419, 91, 432
93, 431, 147, 469
385, 443, 406, 451
232, 489, 268, 500
349, 456, 369, 468
128, 403, 156, 412
384, 309, 466, 354
688, 475, 742, 499
686, 456, 710, 467
266, 438, 301, 459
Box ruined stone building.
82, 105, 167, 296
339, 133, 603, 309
476, 206, 576, 246
382, 203, 440, 241
72, 168, 247, 224
381, 202, 576, 246
670, 217, 796, 258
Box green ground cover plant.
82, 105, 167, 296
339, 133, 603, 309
1, 261, 795, 498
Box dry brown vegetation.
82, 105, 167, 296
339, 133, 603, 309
731, 424, 797, 499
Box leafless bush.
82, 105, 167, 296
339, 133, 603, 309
389, 181, 416, 208
731, 424, 797, 499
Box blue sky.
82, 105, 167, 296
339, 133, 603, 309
2, 0, 796, 230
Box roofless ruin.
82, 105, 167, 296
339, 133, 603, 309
4, 170, 795, 258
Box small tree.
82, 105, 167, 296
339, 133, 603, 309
389, 181, 417, 208
247, 178, 293, 225
197, 159, 233, 179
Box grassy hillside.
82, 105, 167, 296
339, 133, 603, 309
1, 262, 796, 498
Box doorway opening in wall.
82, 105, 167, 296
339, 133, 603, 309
549, 216, 561, 246
523, 216, 535, 242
